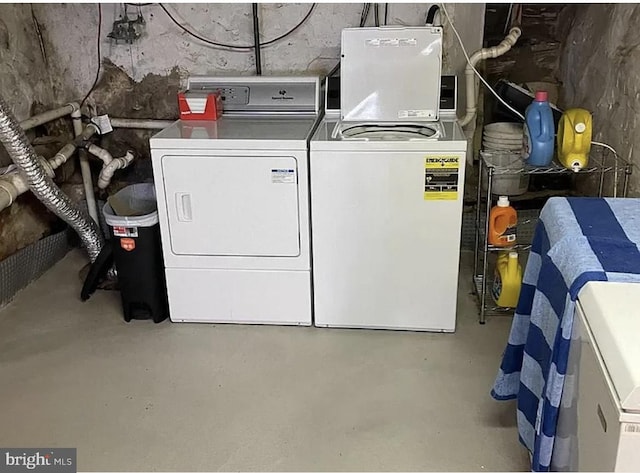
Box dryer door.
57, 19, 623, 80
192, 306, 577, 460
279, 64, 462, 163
161, 155, 300, 257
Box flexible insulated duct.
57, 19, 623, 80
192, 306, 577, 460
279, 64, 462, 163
0, 96, 104, 262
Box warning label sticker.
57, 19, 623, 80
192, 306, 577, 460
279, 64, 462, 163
424, 156, 459, 200
271, 169, 296, 184
113, 226, 138, 238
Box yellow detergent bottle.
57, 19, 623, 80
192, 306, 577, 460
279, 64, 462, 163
492, 251, 523, 308
557, 108, 592, 172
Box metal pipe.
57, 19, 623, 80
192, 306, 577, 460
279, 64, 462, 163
19, 103, 78, 131
473, 155, 483, 282
480, 166, 494, 325
109, 118, 174, 130
0, 96, 103, 261
252, 3, 262, 75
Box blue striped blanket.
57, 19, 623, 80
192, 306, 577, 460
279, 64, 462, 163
491, 197, 640, 471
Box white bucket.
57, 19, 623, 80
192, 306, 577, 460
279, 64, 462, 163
481, 150, 530, 196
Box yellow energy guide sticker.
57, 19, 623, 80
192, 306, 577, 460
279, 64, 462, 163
424, 156, 459, 200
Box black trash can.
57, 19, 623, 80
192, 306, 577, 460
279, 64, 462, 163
103, 183, 169, 323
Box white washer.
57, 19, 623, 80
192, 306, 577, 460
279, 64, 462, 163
150, 76, 320, 325
310, 27, 468, 332
553, 282, 640, 471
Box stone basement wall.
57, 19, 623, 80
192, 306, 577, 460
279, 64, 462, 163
34, 3, 484, 167
559, 4, 640, 196
0, 4, 74, 261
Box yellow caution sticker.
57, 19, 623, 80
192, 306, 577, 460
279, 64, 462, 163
424, 156, 459, 200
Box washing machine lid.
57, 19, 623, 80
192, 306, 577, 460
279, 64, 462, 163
340, 26, 442, 123
579, 281, 640, 412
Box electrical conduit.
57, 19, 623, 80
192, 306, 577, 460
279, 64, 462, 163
0, 96, 104, 262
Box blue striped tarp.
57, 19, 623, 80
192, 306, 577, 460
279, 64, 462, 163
491, 197, 640, 471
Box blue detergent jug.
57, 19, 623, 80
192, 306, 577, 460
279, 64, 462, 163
523, 91, 555, 166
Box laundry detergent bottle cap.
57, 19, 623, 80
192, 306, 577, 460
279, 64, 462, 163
523, 90, 555, 167
535, 91, 548, 102
497, 196, 510, 207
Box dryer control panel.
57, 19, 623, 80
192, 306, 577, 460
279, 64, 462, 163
187, 76, 320, 115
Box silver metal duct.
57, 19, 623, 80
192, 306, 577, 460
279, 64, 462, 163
0, 96, 104, 262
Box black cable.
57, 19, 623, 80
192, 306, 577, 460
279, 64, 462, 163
426, 4, 440, 25
80, 3, 102, 109
374, 4, 380, 26
384, 3, 388, 25
360, 3, 371, 27
252, 3, 262, 74
160, 3, 316, 50
160, 4, 248, 49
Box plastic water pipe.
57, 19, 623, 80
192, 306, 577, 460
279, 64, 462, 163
87, 143, 113, 166
109, 118, 174, 130
71, 107, 99, 224
0, 125, 97, 213
459, 27, 522, 128
97, 151, 134, 190
19, 103, 78, 131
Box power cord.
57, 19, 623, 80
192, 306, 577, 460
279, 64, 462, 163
159, 3, 316, 51
439, 3, 525, 121
80, 3, 102, 109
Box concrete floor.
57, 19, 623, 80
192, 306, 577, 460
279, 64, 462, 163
0, 250, 529, 472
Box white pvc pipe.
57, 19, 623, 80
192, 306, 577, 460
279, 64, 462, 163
87, 144, 114, 165
459, 27, 522, 127
71, 108, 99, 224
109, 118, 174, 130
98, 151, 134, 190
19, 103, 78, 131
0, 140, 79, 212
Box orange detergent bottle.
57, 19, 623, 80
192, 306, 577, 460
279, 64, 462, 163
489, 196, 517, 247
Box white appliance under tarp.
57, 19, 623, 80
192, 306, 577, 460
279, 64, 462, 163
553, 282, 640, 471
150, 77, 320, 325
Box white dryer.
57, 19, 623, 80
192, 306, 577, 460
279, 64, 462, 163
553, 282, 640, 471
150, 76, 320, 325
310, 27, 468, 332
